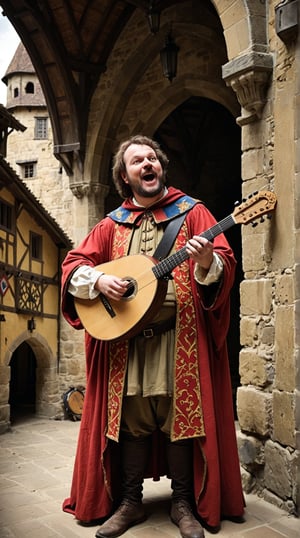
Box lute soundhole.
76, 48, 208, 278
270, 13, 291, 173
122, 278, 137, 300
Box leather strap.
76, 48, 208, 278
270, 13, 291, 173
153, 212, 187, 260
137, 316, 176, 338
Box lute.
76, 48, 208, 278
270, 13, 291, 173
74, 190, 277, 341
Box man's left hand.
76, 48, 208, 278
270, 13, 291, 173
186, 236, 214, 270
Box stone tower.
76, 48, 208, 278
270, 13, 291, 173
2, 42, 74, 238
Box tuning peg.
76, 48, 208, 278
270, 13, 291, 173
260, 216, 265, 223
252, 222, 258, 228
267, 214, 272, 220
234, 200, 240, 206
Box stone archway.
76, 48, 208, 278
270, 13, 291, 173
4, 332, 59, 425
83, 1, 239, 226
9, 341, 37, 422
84, 0, 271, 197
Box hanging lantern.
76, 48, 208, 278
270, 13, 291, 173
160, 33, 179, 82
147, 1, 160, 34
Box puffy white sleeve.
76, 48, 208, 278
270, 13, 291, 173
68, 265, 104, 299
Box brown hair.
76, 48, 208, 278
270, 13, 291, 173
112, 134, 169, 198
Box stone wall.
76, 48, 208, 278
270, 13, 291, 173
235, 0, 299, 515
6, 108, 75, 240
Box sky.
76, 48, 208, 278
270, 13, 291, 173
0, 11, 21, 104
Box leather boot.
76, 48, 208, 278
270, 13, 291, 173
166, 438, 205, 538
95, 499, 146, 538
95, 435, 149, 538
171, 499, 204, 538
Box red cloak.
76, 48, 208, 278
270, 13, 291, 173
61, 187, 244, 529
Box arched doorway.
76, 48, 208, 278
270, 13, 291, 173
9, 341, 37, 423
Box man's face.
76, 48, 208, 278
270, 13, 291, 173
121, 144, 165, 204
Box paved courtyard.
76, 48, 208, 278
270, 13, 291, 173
0, 416, 299, 538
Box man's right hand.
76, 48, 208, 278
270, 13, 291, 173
95, 274, 129, 301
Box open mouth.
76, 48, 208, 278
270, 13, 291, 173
142, 172, 156, 181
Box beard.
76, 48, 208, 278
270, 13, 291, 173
129, 172, 166, 199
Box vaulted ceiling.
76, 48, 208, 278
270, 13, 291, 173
0, 0, 189, 174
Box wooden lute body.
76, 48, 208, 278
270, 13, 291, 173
75, 254, 168, 341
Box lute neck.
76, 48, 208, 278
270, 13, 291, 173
153, 213, 236, 279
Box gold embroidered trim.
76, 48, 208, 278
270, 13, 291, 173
107, 223, 131, 441
107, 340, 128, 441
171, 221, 205, 442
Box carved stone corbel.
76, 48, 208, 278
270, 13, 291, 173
70, 182, 110, 200
70, 183, 90, 198
222, 52, 273, 126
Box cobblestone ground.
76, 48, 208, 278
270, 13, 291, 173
0, 417, 299, 537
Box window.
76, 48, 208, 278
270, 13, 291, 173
16, 160, 37, 180
30, 232, 42, 260
24, 162, 36, 179
0, 200, 13, 231
35, 117, 48, 139
13, 87, 19, 98
25, 81, 34, 94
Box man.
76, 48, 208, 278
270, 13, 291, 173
61, 135, 245, 538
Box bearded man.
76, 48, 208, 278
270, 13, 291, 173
61, 135, 245, 538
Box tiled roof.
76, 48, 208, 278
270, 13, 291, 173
2, 41, 34, 81
2, 41, 47, 108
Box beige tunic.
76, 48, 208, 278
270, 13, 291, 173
125, 212, 176, 397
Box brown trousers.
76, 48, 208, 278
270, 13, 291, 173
120, 395, 172, 437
